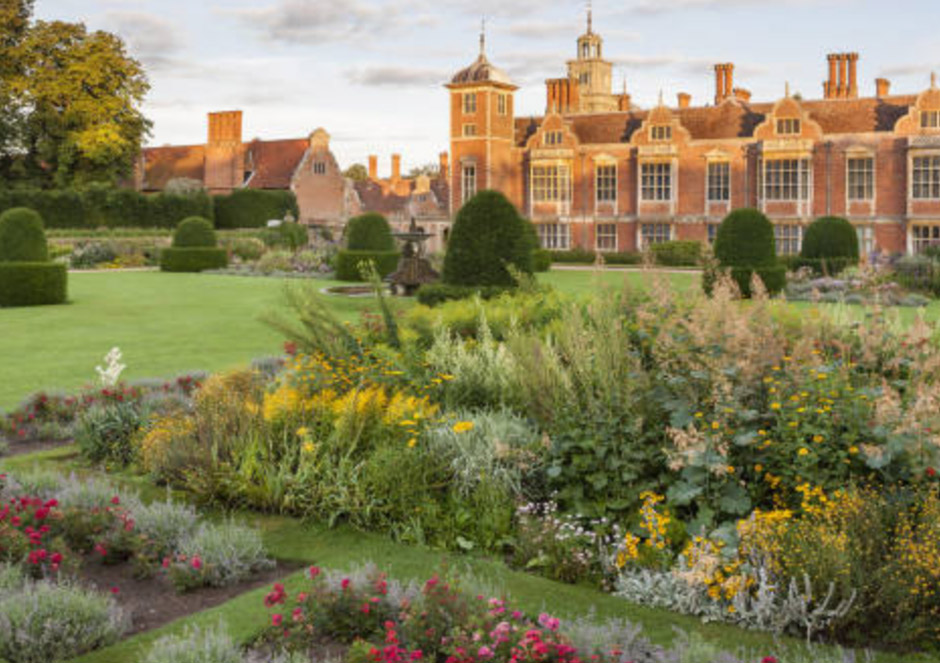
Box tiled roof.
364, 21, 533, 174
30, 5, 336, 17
353, 180, 411, 215
245, 138, 310, 189
450, 53, 513, 87
515, 94, 919, 146
141, 144, 205, 191
353, 178, 450, 218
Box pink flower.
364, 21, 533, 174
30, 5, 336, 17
538, 613, 560, 632
272, 614, 283, 626
110, 496, 121, 505
110, 586, 120, 595
477, 647, 494, 659
341, 578, 351, 590
308, 566, 321, 579
191, 556, 203, 570
292, 607, 304, 622
762, 658, 778, 663
162, 557, 171, 568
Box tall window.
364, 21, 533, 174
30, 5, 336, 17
856, 225, 874, 257
774, 224, 803, 256
462, 124, 477, 137
543, 131, 564, 146
912, 225, 940, 254
912, 156, 940, 199
538, 224, 570, 250
531, 164, 571, 203
921, 110, 940, 129
463, 93, 477, 114
596, 223, 617, 251
312, 162, 326, 175
641, 162, 672, 201
763, 159, 811, 201
498, 94, 507, 115
651, 126, 672, 142
707, 162, 730, 202
461, 164, 476, 202
776, 118, 801, 135
579, 72, 591, 85
640, 223, 672, 248
847, 157, 874, 200
595, 164, 617, 203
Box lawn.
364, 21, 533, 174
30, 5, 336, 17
2, 267, 938, 411
1, 446, 928, 663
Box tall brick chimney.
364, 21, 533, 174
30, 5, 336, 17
439, 152, 449, 180
847, 52, 859, 98
391, 154, 401, 182
677, 92, 691, 109
824, 53, 859, 99
205, 111, 244, 192
714, 64, 734, 104
368, 155, 378, 180
876, 77, 891, 98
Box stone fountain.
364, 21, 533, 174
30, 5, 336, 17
387, 216, 439, 295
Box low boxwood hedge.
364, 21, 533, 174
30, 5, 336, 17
160, 247, 229, 273
415, 283, 512, 307
650, 240, 701, 267
334, 250, 400, 282
548, 249, 643, 265
0, 262, 68, 307
532, 249, 552, 273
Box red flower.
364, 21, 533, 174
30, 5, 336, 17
341, 578, 350, 590
110, 586, 120, 595
928, 467, 937, 478
191, 556, 203, 570
272, 614, 283, 627
308, 566, 321, 579
162, 557, 171, 568
110, 496, 121, 505
762, 658, 779, 663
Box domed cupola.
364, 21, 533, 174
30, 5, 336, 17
449, 29, 514, 88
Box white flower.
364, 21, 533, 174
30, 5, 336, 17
95, 347, 126, 387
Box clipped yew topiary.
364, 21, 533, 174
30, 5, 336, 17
161, 216, 227, 273
0, 207, 67, 307
0, 207, 49, 262
710, 208, 786, 297
345, 213, 395, 251
800, 215, 859, 275
443, 191, 534, 287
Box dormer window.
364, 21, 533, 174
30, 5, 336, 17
543, 131, 564, 146
651, 126, 672, 142
776, 118, 801, 135
921, 110, 940, 129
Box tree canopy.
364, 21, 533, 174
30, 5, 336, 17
0, 1, 150, 188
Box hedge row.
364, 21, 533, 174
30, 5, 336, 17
649, 240, 701, 267
0, 187, 300, 230
214, 189, 299, 229
334, 250, 400, 282
548, 249, 643, 265
159, 248, 228, 273
0, 262, 68, 307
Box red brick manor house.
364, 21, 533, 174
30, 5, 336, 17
446, 16, 940, 256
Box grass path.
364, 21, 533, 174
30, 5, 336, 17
0, 447, 928, 663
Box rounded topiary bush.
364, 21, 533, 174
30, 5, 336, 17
443, 191, 534, 287
345, 213, 395, 251
0, 263, 68, 307
161, 217, 227, 273
711, 208, 785, 297
172, 217, 217, 248
800, 216, 859, 274
0, 207, 49, 262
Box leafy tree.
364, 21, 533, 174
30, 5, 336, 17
345, 213, 394, 251
343, 164, 369, 182
0, 4, 150, 187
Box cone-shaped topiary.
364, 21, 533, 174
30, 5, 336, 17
172, 217, 217, 248
443, 191, 534, 287
0, 207, 49, 262
345, 213, 395, 251
800, 215, 859, 274
711, 208, 785, 297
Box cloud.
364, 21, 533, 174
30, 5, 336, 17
620, 0, 841, 15
879, 64, 939, 78
105, 11, 181, 57
347, 65, 450, 87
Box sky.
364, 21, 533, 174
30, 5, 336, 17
36, 0, 940, 176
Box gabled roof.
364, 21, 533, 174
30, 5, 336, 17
514, 94, 920, 147
141, 144, 205, 191
244, 138, 309, 189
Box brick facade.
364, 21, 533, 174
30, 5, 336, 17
448, 23, 940, 257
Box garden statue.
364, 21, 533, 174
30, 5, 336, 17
387, 216, 439, 295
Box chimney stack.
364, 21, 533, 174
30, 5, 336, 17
714, 63, 734, 104
207, 111, 243, 146
847, 52, 859, 97
824, 53, 860, 99
677, 92, 691, 109
876, 77, 891, 98
391, 154, 401, 182
368, 155, 378, 180
439, 152, 450, 180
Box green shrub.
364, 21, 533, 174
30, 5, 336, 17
605, 251, 643, 265
76, 402, 143, 466
415, 283, 512, 307
549, 248, 596, 263
650, 240, 701, 267
0, 581, 127, 663
443, 191, 533, 287
0, 263, 67, 307
160, 248, 228, 273
532, 249, 552, 272
334, 250, 399, 282
0, 189, 85, 229
345, 213, 395, 251
147, 191, 214, 230
260, 221, 308, 250
0, 208, 48, 262
800, 216, 859, 275
213, 189, 299, 229
172, 217, 217, 248
711, 208, 784, 296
